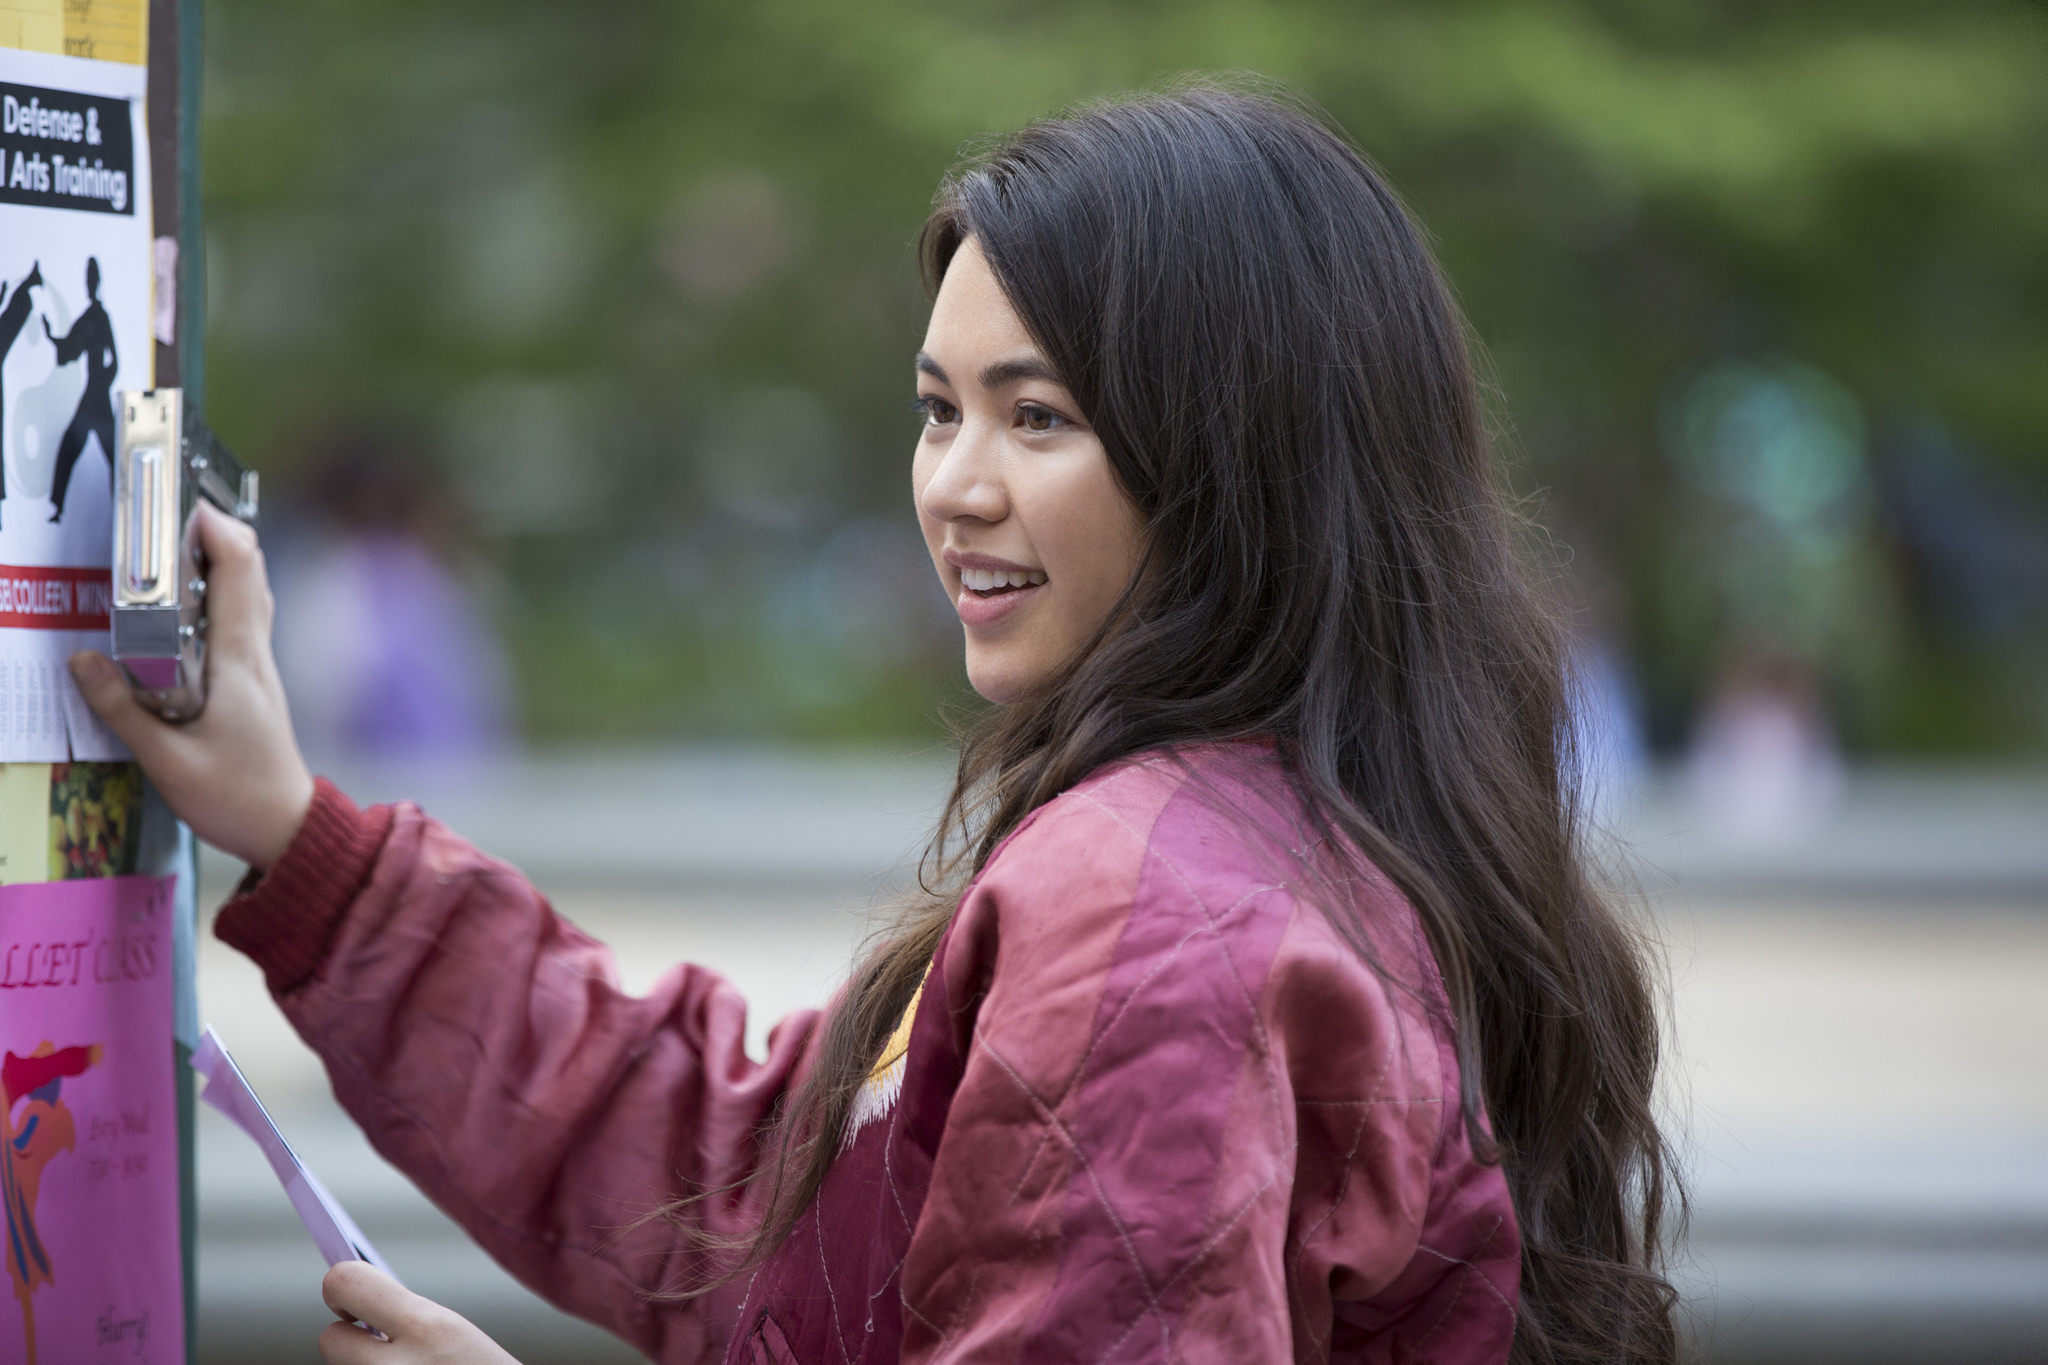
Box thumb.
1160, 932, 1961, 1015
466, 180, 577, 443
69, 651, 168, 757
322, 1261, 425, 1343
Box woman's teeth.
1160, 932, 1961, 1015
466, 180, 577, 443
960, 567, 1048, 593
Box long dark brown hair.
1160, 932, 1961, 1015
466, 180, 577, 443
678, 82, 1681, 1364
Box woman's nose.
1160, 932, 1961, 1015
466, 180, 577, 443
918, 424, 1008, 525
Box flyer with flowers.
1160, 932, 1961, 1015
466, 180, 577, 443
0, 874, 180, 1365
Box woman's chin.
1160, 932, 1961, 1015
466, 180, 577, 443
966, 675, 1023, 706
964, 654, 1041, 706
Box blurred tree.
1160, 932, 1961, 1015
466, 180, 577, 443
200, 0, 2048, 752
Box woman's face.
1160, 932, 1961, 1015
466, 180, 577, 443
913, 238, 1145, 703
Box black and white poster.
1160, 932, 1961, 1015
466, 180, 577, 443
0, 46, 150, 761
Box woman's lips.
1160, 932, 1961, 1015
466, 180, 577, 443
954, 580, 1044, 629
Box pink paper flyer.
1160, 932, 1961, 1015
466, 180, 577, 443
0, 875, 180, 1365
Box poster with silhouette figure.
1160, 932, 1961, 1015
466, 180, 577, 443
0, 875, 180, 1365
0, 46, 151, 762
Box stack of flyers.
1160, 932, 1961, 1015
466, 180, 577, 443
189, 1025, 397, 1279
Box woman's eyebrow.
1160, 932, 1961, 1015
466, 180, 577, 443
917, 351, 1065, 391
978, 355, 1062, 390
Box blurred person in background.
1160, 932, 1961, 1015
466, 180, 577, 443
1684, 649, 1843, 845
270, 424, 513, 760
1553, 532, 1648, 833
1663, 358, 1889, 840
71, 87, 1680, 1365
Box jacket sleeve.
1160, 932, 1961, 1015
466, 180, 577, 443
215, 779, 818, 1365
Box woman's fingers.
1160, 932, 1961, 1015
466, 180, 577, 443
318, 1319, 390, 1365
322, 1261, 418, 1338
64, 502, 315, 868
68, 649, 178, 764
317, 1262, 523, 1364
191, 500, 273, 661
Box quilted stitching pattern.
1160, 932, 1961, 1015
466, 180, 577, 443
733, 752, 1518, 1365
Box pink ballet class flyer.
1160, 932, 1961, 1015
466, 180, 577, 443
0, 875, 180, 1365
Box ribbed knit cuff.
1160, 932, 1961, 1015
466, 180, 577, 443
214, 777, 395, 998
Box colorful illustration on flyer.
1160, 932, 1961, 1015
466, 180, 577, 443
2, 1041, 102, 1365
48, 762, 141, 879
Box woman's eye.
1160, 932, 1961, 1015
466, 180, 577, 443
1018, 403, 1066, 433
913, 395, 959, 427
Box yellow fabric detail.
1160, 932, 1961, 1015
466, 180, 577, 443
866, 966, 929, 1084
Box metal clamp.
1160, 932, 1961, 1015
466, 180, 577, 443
112, 389, 257, 721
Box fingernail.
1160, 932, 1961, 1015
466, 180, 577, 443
69, 652, 114, 687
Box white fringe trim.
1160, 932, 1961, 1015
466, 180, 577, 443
842, 1054, 906, 1148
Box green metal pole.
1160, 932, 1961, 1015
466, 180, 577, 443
172, 843, 199, 1365
178, 0, 203, 417
174, 3, 205, 1360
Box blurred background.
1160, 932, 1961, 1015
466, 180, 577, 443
184, 2, 2048, 1363
203, 0, 2048, 758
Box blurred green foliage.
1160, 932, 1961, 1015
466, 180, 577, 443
200, 0, 2048, 752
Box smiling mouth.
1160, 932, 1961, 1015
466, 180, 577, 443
960, 567, 1048, 597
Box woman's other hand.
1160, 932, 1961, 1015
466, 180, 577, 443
69, 500, 315, 868
319, 1261, 522, 1365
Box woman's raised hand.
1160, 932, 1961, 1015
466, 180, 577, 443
69, 500, 315, 869
319, 1262, 523, 1365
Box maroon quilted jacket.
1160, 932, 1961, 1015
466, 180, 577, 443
217, 743, 1520, 1363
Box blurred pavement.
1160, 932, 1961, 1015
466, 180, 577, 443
193, 753, 2048, 1364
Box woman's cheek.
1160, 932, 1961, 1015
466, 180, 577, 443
910, 449, 951, 594
1043, 480, 1139, 644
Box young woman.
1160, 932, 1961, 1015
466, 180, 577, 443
74, 87, 1680, 1364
